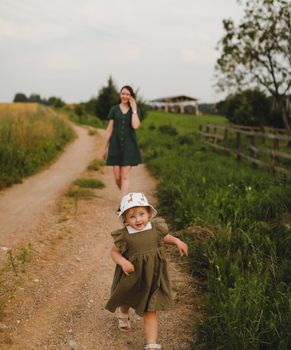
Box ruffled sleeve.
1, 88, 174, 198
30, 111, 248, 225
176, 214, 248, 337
153, 217, 169, 238
111, 229, 127, 255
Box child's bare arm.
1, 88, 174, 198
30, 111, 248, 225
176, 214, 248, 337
111, 245, 135, 275
163, 234, 188, 256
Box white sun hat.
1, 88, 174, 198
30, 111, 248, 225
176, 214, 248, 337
119, 192, 157, 220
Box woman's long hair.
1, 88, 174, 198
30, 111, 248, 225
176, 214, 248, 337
120, 85, 136, 101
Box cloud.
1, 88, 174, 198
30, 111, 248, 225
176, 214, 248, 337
0, 0, 244, 102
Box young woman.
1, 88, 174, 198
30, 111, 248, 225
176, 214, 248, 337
102, 85, 142, 202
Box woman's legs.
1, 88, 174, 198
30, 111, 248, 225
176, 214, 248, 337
144, 311, 158, 345
120, 166, 132, 197
113, 166, 122, 189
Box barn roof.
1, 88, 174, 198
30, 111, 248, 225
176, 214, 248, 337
149, 95, 198, 103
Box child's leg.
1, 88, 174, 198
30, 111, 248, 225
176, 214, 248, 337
120, 305, 130, 314
117, 305, 131, 331
113, 166, 122, 189
143, 311, 158, 345
120, 166, 132, 197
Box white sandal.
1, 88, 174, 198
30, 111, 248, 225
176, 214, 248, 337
117, 310, 131, 332
144, 344, 161, 349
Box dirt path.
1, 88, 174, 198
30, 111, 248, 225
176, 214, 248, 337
0, 126, 197, 350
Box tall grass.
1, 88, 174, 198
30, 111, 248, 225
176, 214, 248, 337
0, 103, 75, 188
138, 112, 291, 349
62, 108, 105, 129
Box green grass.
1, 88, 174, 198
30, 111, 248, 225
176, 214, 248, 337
63, 108, 105, 128
73, 178, 105, 189
66, 187, 96, 199
142, 111, 227, 134
87, 158, 106, 171
0, 103, 75, 189
138, 111, 291, 350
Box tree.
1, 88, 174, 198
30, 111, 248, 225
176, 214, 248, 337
47, 96, 65, 108
221, 89, 272, 126
13, 93, 27, 102
95, 76, 119, 120
215, 0, 291, 132
29, 94, 42, 103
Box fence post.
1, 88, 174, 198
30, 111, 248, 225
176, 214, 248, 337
213, 126, 217, 143
250, 134, 255, 155
236, 131, 242, 160
223, 127, 228, 148
260, 126, 266, 144
206, 125, 210, 141
271, 135, 279, 172
249, 133, 257, 166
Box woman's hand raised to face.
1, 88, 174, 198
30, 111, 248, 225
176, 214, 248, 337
129, 97, 137, 112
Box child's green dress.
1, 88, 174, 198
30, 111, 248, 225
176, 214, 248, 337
105, 218, 173, 317
106, 105, 142, 166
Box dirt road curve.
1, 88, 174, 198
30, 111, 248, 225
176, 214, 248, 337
0, 125, 197, 350
0, 124, 98, 248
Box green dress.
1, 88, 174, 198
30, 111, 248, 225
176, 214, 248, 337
105, 218, 173, 317
106, 105, 142, 166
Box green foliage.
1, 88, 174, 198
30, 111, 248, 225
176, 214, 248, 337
73, 178, 105, 189
47, 96, 65, 108
221, 89, 272, 126
17, 243, 33, 264
139, 111, 291, 349
215, 0, 291, 129
87, 158, 105, 171
12, 92, 65, 107
13, 93, 28, 102
93, 76, 119, 120
158, 124, 178, 135
66, 187, 96, 199
65, 108, 105, 128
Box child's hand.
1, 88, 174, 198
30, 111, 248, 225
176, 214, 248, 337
176, 240, 188, 257
121, 260, 135, 276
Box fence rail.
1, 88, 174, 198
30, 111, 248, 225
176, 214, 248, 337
198, 124, 291, 176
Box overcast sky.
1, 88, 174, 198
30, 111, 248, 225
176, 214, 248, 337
0, 0, 244, 103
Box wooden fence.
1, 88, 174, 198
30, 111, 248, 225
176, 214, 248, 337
198, 124, 291, 176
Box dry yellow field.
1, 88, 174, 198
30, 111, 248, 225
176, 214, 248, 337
0, 102, 58, 118
0, 103, 74, 188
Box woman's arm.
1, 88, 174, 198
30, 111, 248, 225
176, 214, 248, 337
129, 97, 141, 129
163, 234, 188, 256
101, 120, 114, 160
111, 245, 135, 275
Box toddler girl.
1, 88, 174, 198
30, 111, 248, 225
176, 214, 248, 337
105, 192, 188, 350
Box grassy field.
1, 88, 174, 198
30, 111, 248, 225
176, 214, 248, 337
0, 103, 75, 189
142, 111, 227, 134
138, 111, 291, 350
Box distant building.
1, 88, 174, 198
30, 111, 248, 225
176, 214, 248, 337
148, 95, 200, 115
